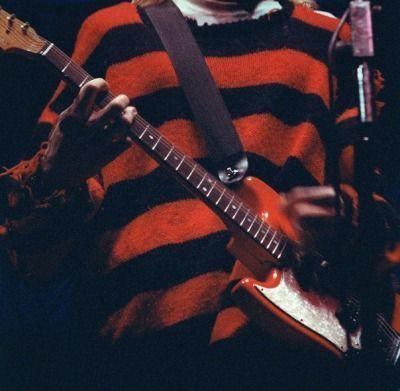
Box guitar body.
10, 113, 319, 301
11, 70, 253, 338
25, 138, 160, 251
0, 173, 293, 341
229, 177, 362, 358
223, 176, 288, 280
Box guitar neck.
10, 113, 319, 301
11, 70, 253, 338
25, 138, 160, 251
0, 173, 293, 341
39, 41, 291, 266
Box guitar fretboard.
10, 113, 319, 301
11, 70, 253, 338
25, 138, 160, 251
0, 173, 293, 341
40, 40, 291, 264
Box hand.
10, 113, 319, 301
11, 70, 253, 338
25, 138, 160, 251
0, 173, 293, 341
281, 186, 354, 293
40, 78, 137, 191
280, 186, 344, 251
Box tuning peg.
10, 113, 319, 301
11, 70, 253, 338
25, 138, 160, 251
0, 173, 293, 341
6, 13, 15, 32
21, 22, 30, 34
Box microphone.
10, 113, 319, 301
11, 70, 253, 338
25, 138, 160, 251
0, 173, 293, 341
349, 0, 374, 58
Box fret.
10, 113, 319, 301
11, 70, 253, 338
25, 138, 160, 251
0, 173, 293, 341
217, 190, 232, 211
142, 129, 163, 152
207, 183, 224, 204
267, 231, 278, 249
250, 218, 264, 238
206, 181, 217, 197
221, 194, 233, 212
164, 145, 174, 160
198, 176, 215, 195
254, 220, 264, 238
139, 125, 150, 139
242, 213, 256, 231
177, 159, 192, 178
186, 164, 197, 180
151, 135, 162, 150
40, 42, 54, 56
240, 209, 250, 226
225, 199, 241, 219
271, 235, 281, 254
233, 205, 248, 225
196, 172, 208, 189
39, 43, 91, 93
216, 188, 226, 205
168, 150, 185, 170
78, 75, 90, 88
176, 155, 185, 171
41, 44, 73, 78
154, 137, 171, 159
276, 238, 288, 260
260, 226, 271, 244
187, 167, 205, 188
73, 73, 90, 89
273, 235, 282, 252
247, 215, 257, 233
232, 202, 242, 219
61, 60, 71, 73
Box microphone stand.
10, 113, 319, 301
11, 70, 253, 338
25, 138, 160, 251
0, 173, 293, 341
329, 1, 387, 388
349, 1, 384, 388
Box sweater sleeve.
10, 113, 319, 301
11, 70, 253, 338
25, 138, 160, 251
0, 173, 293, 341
0, 6, 118, 280
0, 3, 146, 279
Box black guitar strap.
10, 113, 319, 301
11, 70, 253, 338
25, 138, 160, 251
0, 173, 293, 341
143, 0, 248, 185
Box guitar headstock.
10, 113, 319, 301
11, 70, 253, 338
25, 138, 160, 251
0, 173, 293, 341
0, 7, 46, 55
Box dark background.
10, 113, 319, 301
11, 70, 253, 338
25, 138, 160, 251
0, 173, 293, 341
0, 0, 123, 165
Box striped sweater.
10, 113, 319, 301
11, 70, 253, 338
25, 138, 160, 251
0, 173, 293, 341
1, 1, 385, 389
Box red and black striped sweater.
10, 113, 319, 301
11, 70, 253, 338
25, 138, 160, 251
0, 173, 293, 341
3, 1, 396, 389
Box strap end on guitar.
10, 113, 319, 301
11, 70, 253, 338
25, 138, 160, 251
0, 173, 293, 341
217, 152, 248, 185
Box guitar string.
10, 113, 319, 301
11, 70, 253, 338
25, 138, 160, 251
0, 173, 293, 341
377, 315, 399, 339
347, 297, 398, 341
377, 321, 397, 341
347, 296, 397, 339
348, 296, 397, 339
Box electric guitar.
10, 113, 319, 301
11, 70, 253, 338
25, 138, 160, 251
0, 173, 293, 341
1, 8, 400, 365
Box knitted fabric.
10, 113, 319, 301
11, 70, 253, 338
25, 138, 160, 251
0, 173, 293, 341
4, 2, 372, 389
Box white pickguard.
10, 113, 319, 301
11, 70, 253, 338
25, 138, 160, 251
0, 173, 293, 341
254, 269, 362, 353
